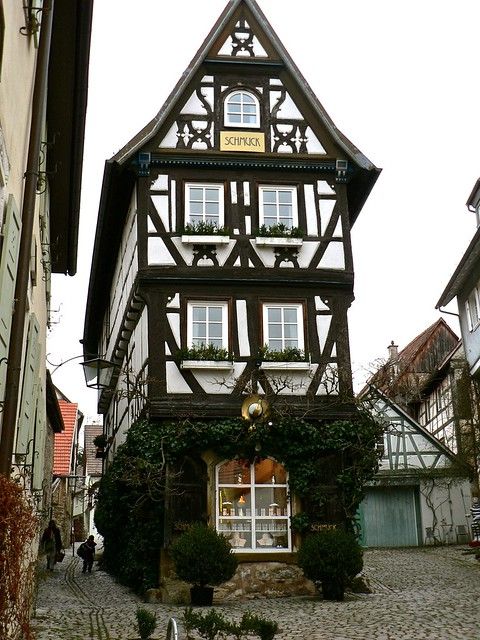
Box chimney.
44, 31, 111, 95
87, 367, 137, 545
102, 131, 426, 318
387, 341, 398, 361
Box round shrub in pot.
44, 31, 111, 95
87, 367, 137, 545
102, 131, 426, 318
297, 528, 363, 601
170, 523, 238, 606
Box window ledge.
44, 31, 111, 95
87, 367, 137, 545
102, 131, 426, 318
180, 360, 234, 370
259, 361, 311, 371
255, 237, 303, 247
181, 235, 230, 245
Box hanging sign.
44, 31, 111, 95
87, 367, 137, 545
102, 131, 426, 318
220, 131, 265, 153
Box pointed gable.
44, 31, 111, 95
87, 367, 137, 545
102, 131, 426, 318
114, 0, 378, 179
363, 387, 458, 471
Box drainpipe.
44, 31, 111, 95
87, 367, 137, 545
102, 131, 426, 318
0, 0, 55, 475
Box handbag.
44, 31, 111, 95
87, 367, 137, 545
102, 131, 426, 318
56, 550, 65, 563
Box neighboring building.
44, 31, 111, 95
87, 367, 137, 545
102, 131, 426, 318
0, 0, 94, 525
359, 387, 472, 547
437, 178, 480, 380
436, 178, 480, 496
83, 0, 379, 592
369, 319, 467, 453
84, 423, 104, 540
52, 394, 85, 545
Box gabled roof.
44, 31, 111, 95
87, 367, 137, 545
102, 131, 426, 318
397, 318, 458, 370
47, 0, 94, 276
83, 0, 380, 357
113, 0, 378, 177
365, 318, 459, 400
436, 226, 480, 308
53, 400, 79, 476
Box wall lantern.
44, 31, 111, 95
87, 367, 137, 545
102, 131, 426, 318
80, 357, 116, 390
241, 394, 270, 422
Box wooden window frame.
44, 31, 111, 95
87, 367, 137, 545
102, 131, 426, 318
184, 183, 225, 227
224, 90, 260, 129
261, 302, 304, 352
258, 185, 298, 229
187, 300, 229, 350
466, 285, 480, 331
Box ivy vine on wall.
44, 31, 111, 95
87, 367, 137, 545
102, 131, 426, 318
95, 410, 383, 593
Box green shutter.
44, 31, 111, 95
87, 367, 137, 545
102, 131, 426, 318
16, 313, 41, 455
32, 382, 46, 491
0, 195, 22, 398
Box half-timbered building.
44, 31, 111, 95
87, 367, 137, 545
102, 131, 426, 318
359, 387, 472, 547
84, 0, 379, 590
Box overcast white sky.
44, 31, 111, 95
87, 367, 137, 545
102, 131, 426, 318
48, 0, 480, 422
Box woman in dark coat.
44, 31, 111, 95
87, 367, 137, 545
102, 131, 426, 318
40, 520, 62, 571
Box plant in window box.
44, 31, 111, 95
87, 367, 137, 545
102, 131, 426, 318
179, 344, 233, 363
256, 223, 304, 238
170, 523, 238, 606
182, 221, 230, 236
93, 434, 108, 458
258, 345, 308, 363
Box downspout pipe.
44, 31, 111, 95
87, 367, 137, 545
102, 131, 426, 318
0, 0, 55, 475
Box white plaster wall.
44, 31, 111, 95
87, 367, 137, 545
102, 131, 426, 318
419, 478, 472, 543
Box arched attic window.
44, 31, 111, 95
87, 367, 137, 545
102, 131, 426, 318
224, 90, 260, 128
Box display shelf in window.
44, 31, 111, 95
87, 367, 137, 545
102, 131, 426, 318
216, 458, 292, 552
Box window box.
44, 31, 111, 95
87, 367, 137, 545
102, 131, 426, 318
180, 360, 234, 370
181, 235, 230, 245
259, 361, 311, 371
255, 236, 303, 247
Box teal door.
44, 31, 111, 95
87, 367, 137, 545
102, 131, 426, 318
358, 487, 419, 547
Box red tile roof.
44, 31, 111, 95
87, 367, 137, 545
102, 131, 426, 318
53, 400, 78, 475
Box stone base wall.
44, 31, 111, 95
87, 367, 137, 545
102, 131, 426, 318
156, 561, 316, 604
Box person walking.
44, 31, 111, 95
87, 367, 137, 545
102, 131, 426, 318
40, 520, 63, 571
81, 535, 97, 573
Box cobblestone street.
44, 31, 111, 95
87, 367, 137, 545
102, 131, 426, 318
33, 545, 480, 640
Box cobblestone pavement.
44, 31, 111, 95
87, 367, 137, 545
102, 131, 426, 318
32, 545, 480, 640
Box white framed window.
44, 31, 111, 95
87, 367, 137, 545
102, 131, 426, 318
224, 90, 260, 128
187, 301, 228, 349
216, 458, 291, 553
259, 186, 298, 229
262, 303, 304, 352
185, 183, 224, 227
466, 286, 480, 331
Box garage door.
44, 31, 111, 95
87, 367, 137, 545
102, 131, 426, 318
358, 487, 420, 547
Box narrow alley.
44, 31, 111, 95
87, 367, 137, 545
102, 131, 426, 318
33, 545, 480, 640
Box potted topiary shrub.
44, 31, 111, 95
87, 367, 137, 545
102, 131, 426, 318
170, 523, 238, 606
297, 528, 363, 601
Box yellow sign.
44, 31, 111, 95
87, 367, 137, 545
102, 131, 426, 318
220, 131, 265, 153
